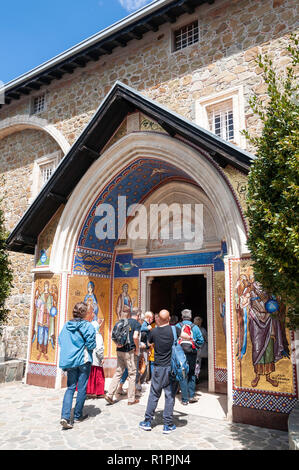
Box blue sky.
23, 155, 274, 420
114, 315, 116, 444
0, 0, 154, 84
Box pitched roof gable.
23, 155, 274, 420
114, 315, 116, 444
6, 81, 254, 254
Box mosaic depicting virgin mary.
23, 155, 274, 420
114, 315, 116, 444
84, 281, 104, 333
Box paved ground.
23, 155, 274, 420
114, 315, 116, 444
0, 380, 290, 451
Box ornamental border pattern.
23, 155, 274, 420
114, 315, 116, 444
233, 390, 298, 414
27, 362, 57, 377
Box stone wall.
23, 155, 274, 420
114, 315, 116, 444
0, 130, 61, 359
0, 0, 298, 359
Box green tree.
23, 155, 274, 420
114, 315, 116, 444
0, 191, 13, 329
243, 34, 299, 330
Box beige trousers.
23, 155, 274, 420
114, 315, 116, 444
107, 350, 137, 403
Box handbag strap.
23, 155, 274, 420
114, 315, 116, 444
171, 325, 177, 343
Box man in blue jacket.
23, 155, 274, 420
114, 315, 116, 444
59, 302, 96, 429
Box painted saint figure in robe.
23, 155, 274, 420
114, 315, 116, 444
116, 283, 134, 320
235, 274, 250, 361
235, 275, 289, 388
32, 280, 56, 361
84, 281, 104, 333
248, 281, 289, 388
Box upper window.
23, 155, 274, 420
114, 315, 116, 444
173, 20, 199, 52
30, 151, 62, 203
206, 99, 234, 142
31, 93, 46, 115
40, 160, 56, 186
195, 87, 246, 148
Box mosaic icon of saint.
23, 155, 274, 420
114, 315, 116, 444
84, 281, 104, 332
235, 274, 290, 388
116, 283, 134, 320
32, 281, 57, 361
84, 281, 99, 321
248, 282, 289, 388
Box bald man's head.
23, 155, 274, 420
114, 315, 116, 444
158, 309, 170, 326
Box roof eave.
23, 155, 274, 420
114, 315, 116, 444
6, 81, 254, 254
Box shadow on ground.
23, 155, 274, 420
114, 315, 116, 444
151, 409, 188, 429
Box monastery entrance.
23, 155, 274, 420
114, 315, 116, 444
25, 130, 248, 421
11, 85, 295, 428
150, 273, 209, 390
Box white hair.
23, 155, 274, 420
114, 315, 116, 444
181, 309, 192, 320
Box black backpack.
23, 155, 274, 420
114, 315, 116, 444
112, 319, 131, 347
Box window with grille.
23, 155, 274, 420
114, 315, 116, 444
173, 20, 199, 51
32, 93, 46, 114
206, 99, 234, 142
40, 161, 55, 186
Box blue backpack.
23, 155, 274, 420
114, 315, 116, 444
170, 326, 189, 381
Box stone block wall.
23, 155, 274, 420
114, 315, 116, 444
0, 0, 298, 359
0, 130, 61, 359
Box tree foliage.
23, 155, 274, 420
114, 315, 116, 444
0, 189, 13, 328
243, 34, 299, 330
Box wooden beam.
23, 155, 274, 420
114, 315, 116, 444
27, 82, 41, 90
181, 3, 195, 14
127, 30, 143, 40
162, 13, 177, 23
18, 87, 31, 95
60, 64, 76, 73
86, 50, 101, 61
73, 57, 88, 67
142, 21, 159, 32
80, 145, 99, 160
48, 70, 63, 79
113, 38, 127, 48
14, 234, 36, 246
7, 92, 21, 100
98, 45, 113, 55
38, 76, 52, 85
47, 192, 68, 204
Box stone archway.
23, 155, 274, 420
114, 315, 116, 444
51, 132, 248, 273
0, 114, 71, 154
49, 131, 248, 420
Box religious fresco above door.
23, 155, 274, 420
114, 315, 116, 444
230, 258, 295, 395
66, 276, 110, 356
30, 274, 61, 365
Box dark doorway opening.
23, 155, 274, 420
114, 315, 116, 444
150, 274, 207, 325
150, 274, 208, 388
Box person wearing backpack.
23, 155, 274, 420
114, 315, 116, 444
139, 309, 178, 434
176, 309, 204, 405
59, 302, 96, 429
105, 310, 140, 405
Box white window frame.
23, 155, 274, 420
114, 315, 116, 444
195, 86, 246, 148
30, 92, 47, 115
170, 13, 200, 54
30, 150, 62, 202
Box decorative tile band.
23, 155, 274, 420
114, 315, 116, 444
27, 362, 57, 377
233, 390, 298, 414
215, 368, 228, 383
73, 271, 110, 279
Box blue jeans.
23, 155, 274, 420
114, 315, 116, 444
61, 362, 91, 420
145, 365, 177, 426
120, 368, 128, 384
179, 352, 197, 402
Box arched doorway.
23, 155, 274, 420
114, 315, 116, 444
50, 132, 247, 420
